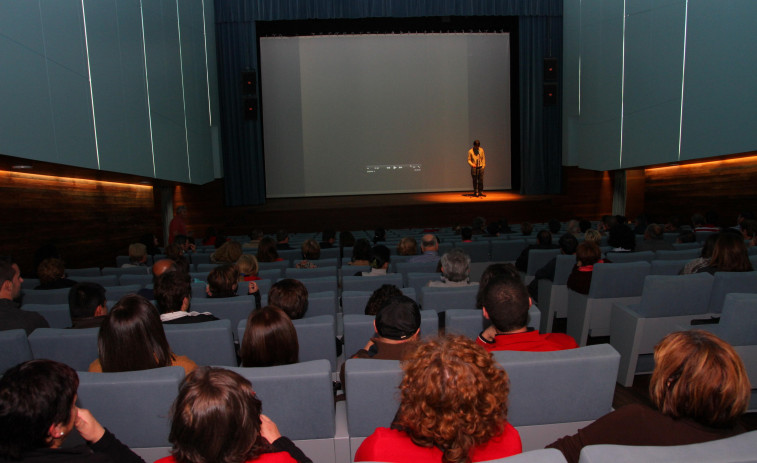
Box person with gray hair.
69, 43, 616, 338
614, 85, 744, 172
427, 248, 478, 287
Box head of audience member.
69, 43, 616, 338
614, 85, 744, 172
240, 306, 299, 368
643, 223, 664, 241
37, 258, 67, 287
68, 282, 107, 321
536, 229, 552, 246
649, 330, 749, 427
583, 229, 602, 245
165, 243, 184, 261
301, 239, 321, 261
321, 229, 336, 246
579, 219, 592, 233
373, 227, 386, 244
708, 232, 753, 272
140, 233, 161, 255
699, 232, 719, 259
32, 244, 60, 278
391, 335, 511, 463
665, 215, 681, 232
128, 243, 148, 265
576, 241, 602, 267
364, 284, 404, 316
737, 211, 754, 225
152, 259, 178, 286
565, 219, 580, 235
174, 235, 194, 253
440, 248, 471, 283
275, 230, 289, 245
256, 237, 280, 263
486, 222, 501, 237
236, 254, 259, 280
212, 240, 243, 264
705, 211, 719, 227
520, 222, 534, 236
558, 233, 579, 255
600, 214, 617, 232
97, 294, 174, 372
374, 295, 421, 343
248, 229, 263, 243
691, 212, 706, 228
548, 218, 562, 234
352, 239, 372, 263
677, 229, 696, 244
634, 214, 649, 233
0, 259, 23, 301
167, 367, 277, 463
0, 360, 81, 458
339, 231, 355, 250
476, 263, 521, 310
472, 217, 486, 233
369, 245, 391, 270
481, 275, 531, 334
155, 270, 192, 314
206, 264, 239, 298
739, 219, 757, 242
268, 279, 308, 320
420, 234, 439, 254
397, 237, 418, 256
460, 227, 473, 241
607, 224, 635, 251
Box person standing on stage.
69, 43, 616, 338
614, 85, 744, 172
468, 140, 486, 197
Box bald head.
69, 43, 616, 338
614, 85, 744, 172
421, 234, 439, 252
152, 259, 177, 278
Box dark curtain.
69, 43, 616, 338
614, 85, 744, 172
215, 0, 563, 205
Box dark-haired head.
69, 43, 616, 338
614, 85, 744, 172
477, 263, 520, 310
68, 282, 106, 320
352, 239, 372, 262
206, 264, 239, 298
268, 279, 308, 320
481, 276, 530, 332
365, 284, 404, 316
155, 270, 192, 314
370, 245, 391, 270
256, 237, 280, 263
240, 306, 299, 367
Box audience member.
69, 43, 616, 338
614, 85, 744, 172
0, 259, 48, 334
408, 234, 439, 263
32, 244, 61, 279
565, 219, 580, 236
211, 240, 243, 264
68, 282, 108, 329
35, 258, 77, 290
206, 264, 240, 298
566, 242, 604, 295
122, 243, 148, 267
202, 227, 218, 246
240, 306, 299, 367
428, 248, 476, 287
478, 275, 577, 352
515, 229, 558, 272
237, 254, 261, 281
739, 219, 757, 246
257, 237, 283, 263
664, 215, 681, 233
174, 234, 196, 254
548, 218, 562, 235
354, 335, 522, 462
607, 223, 635, 252
296, 239, 320, 269
320, 229, 336, 248
169, 205, 189, 244
547, 330, 750, 463
476, 263, 521, 311
695, 232, 753, 274
349, 239, 372, 266
528, 233, 579, 300
635, 223, 674, 252
140, 233, 162, 256
276, 230, 292, 250
677, 229, 696, 244
680, 233, 718, 274
244, 229, 264, 249
155, 271, 218, 324
692, 212, 719, 233
357, 245, 390, 276
632, 214, 648, 235
472, 217, 486, 235
158, 367, 311, 463
0, 359, 144, 463
137, 258, 178, 300
579, 219, 592, 234
373, 227, 386, 244
268, 279, 308, 320
598, 215, 617, 234
339, 231, 356, 260
485, 222, 501, 237
583, 229, 602, 245
520, 222, 534, 236
460, 227, 473, 242
364, 284, 404, 316
89, 294, 197, 375
396, 237, 417, 256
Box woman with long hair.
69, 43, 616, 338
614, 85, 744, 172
257, 237, 283, 263
355, 335, 521, 462
696, 231, 753, 274
240, 306, 299, 367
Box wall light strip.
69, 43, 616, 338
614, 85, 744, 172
618, 0, 627, 168
81, 0, 101, 169
176, 1, 192, 183
645, 154, 757, 173
677, 0, 689, 161
201, 0, 213, 126
139, 0, 157, 178
0, 170, 153, 189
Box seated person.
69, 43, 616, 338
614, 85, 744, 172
547, 330, 750, 463
460, 227, 473, 242
515, 229, 559, 272
122, 242, 149, 267
320, 229, 336, 249
240, 306, 299, 367
257, 237, 283, 263
357, 245, 390, 276
244, 229, 264, 249
237, 254, 261, 281
276, 230, 292, 250
137, 258, 177, 300
607, 223, 636, 252
364, 284, 404, 316
635, 224, 674, 252
157, 367, 310, 463
396, 237, 418, 257
68, 282, 108, 329
89, 294, 197, 375
528, 232, 578, 300
349, 239, 372, 266
681, 233, 718, 274
211, 240, 243, 264
164, 244, 191, 275
583, 229, 602, 245
354, 335, 522, 462
695, 231, 753, 274
0, 259, 48, 334
296, 239, 320, 269
0, 359, 144, 463
206, 264, 240, 298
408, 234, 440, 263
155, 271, 218, 324
349, 294, 420, 362
427, 249, 477, 287
477, 274, 577, 351
268, 279, 308, 320
35, 258, 77, 290
566, 242, 604, 295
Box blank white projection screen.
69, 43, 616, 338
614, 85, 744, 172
260, 33, 511, 197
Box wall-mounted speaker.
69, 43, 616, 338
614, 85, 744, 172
543, 58, 558, 82
243, 97, 258, 120
543, 83, 558, 106
241, 70, 257, 96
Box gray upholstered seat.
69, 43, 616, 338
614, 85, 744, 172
74, 274, 119, 286
285, 266, 338, 280
537, 254, 575, 332
524, 248, 561, 285
393, 261, 440, 285
117, 274, 152, 286
444, 304, 541, 340
341, 288, 416, 316
163, 319, 237, 366
28, 327, 99, 371
104, 284, 142, 302
420, 285, 479, 311
491, 239, 528, 262
22, 288, 71, 305
343, 274, 403, 293
305, 290, 338, 317
604, 251, 655, 263
649, 259, 688, 275
296, 275, 339, 294
706, 271, 757, 313
192, 296, 255, 341
22, 303, 72, 328
66, 267, 102, 277
653, 248, 701, 260
0, 329, 33, 373
102, 266, 150, 276
455, 241, 491, 262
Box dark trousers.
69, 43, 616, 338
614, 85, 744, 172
471, 167, 484, 194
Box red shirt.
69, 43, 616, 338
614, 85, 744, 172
168, 216, 187, 243
476, 329, 578, 352
157, 452, 296, 463
354, 425, 521, 462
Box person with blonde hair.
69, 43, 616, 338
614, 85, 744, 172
211, 240, 243, 264
295, 239, 320, 269
237, 254, 261, 281
35, 258, 77, 290
396, 237, 418, 256
123, 243, 148, 267
355, 335, 521, 462
548, 330, 751, 463
582, 229, 602, 245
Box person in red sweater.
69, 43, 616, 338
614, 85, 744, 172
476, 273, 577, 352
355, 335, 521, 463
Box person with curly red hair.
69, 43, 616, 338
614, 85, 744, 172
354, 335, 522, 463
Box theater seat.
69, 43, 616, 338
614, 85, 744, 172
28, 327, 99, 371
163, 319, 237, 367
0, 329, 33, 373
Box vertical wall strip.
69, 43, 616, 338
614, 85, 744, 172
138, 0, 157, 177
618, 0, 627, 168
677, 0, 689, 161
201, 0, 212, 127
81, 0, 101, 169
176, 0, 192, 182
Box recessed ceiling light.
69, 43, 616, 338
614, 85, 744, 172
11, 165, 33, 169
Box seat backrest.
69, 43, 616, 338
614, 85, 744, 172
28, 327, 99, 371
258, 260, 288, 275
306, 290, 337, 317
74, 275, 119, 287
77, 366, 184, 448
636, 273, 714, 317
553, 254, 576, 285
342, 288, 417, 315
236, 278, 272, 296
284, 266, 338, 280
22, 304, 72, 328
344, 358, 403, 437
291, 315, 336, 370
22, 288, 71, 305
707, 271, 757, 313
104, 284, 142, 302
491, 239, 528, 262
163, 319, 237, 366
102, 266, 150, 276
493, 344, 620, 426
705, 293, 757, 345
258, 267, 285, 280
420, 285, 479, 311
196, 263, 218, 273
223, 360, 335, 440
649, 259, 688, 275
526, 249, 562, 276
0, 329, 33, 373
395, 261, 440, 285
605, 251, 655, 263
192, 296, 255, 341
654, 248, 701, 261
672, 242, 703, 250
444, 305, 541, 339
343, 274, 403, 293
455, 241, 491, 262
588, 262, 651, 298
496, 449, 568, 463
406, 272, 443, 296
66, 267, 101, 277
577, 430, 757, 463
117, 274, 152, 287
296, 275, 339, 294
